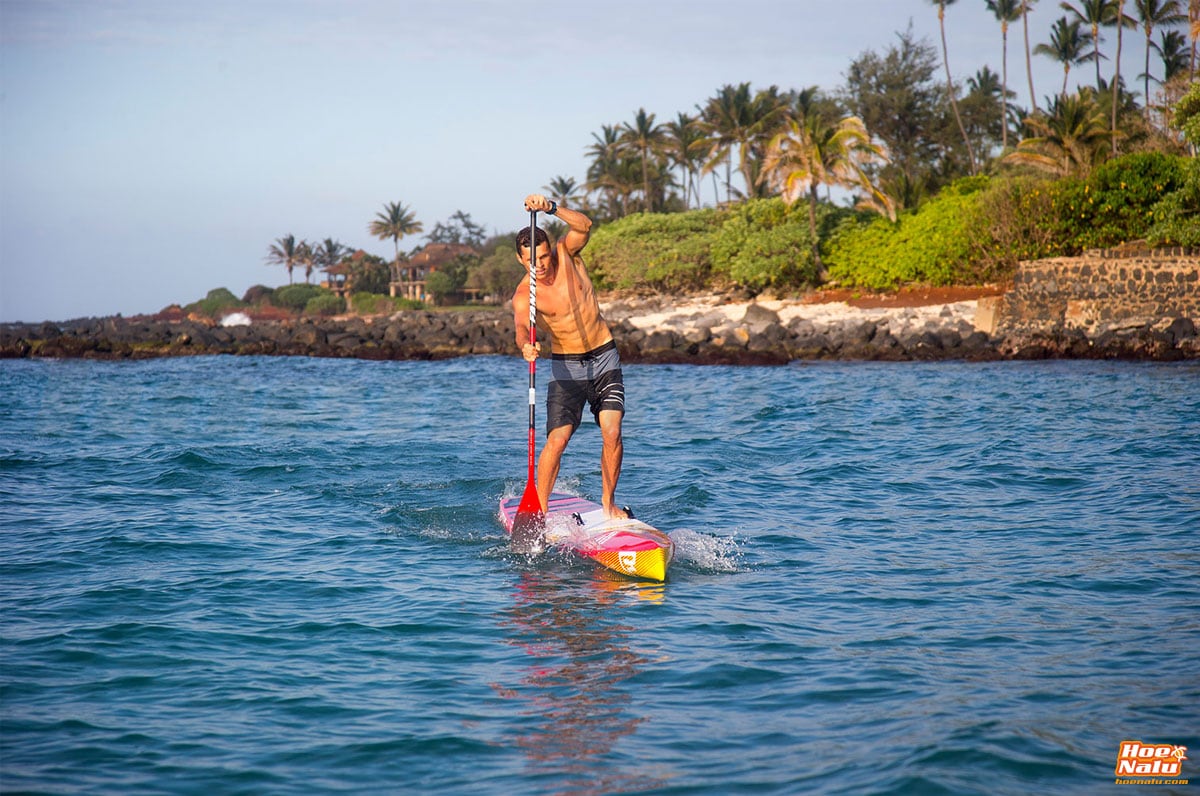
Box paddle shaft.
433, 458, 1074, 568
525, 209, 538, 485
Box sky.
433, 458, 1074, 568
0, 0, 1175, 322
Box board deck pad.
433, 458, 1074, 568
499, 492, 674, 582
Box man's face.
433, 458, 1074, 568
518, 243, 553, 279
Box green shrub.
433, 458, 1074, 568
186, 287, 245, 318
350, 292, 410, 314
968, 175, 1062, 276
274, 283, 326, 312
711, 198, 819, 289
1051, 152, 1187, 251
1146, 156, 1200, 247
304, 293, 345, 316
241, 284, 276, 305
588, 209, 723, 291
825, 177, 989, 289
424, 270, 457, 305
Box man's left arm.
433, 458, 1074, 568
555, 205, 592, 256
524, 194, 591, 255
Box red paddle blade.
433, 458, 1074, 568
510, 480, 544, 552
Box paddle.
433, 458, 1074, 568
510, 208, 543, 551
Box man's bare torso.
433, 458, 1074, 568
526, 241, 612, 356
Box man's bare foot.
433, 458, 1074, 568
603, 505, 630, 520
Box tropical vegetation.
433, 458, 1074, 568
242, 7, 1195, 318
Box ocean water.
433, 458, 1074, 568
1, 355, 1198, 795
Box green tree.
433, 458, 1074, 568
697, 84, 788, 202
295, 240, 315, 284
840, 28, 953, 209
424, 270, 456, 306
586, 124, 637, 218
762, 111, 894, 276
427, 211, 485, 247
698, 83, 753, 203
1190, 0, 1198, 77
964, 66, 1014, 162
346, 253, 390, 295
1022, 0, 1042, 113
313, 238, 349, 280
1150, 29, 1191, 84
664, 113, 707, 209
265, 234, 300, 284
1061, 0, 1122, 89
929, 0, 978, 173
1107, 0, 1138, 153
369, 201, 423, 282
620, 108, 669, 212
1036, 16, 1096, 98
468, 241, 525, 300
1005, 92, 1111, 175
987, 0, 1025, 150
1171, 77, 1200, 148
543, 176, 580, 208
1133, 0, 1188, 113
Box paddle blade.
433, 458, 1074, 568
510, 481, 544, 553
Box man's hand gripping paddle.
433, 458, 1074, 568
510, 208, 543, 552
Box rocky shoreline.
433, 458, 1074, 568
2, 291, 1198, 364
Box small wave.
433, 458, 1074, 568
220, 312, 252, 327
670, 528, 744, 574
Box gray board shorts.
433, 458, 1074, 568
546, 339, 625, 433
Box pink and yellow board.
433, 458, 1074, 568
499, 492, 674, 582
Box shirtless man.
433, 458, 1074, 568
512, 193, 629, 520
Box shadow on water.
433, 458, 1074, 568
492, 570, 669, 794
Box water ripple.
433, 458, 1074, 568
2, 357, 1198, 794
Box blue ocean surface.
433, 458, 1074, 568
2, 355, 1198, 795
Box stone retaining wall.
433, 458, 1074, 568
992, 247, 1200, 334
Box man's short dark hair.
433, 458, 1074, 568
515, 226, 549, 251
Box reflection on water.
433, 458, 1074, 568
494, 570, 668, 794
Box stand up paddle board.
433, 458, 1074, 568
499, 492, 674, 582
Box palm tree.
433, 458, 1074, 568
929, 0, 978, 173
1133, 0, 1189, 113
1149, 28, 1192, 82
698, 83, 754, 203
762, 113, 894, 276
1036, 16, 1096, 97
1062, 0, 1121, 89
1107, 0, 1137, 152
988, 0, 1024, 150
265, 234, 300, 284
1023, 0, 1043, 113
586, 124, 635, 218
313, 238, 349, 280
967, 66, 1013, 158
369, 201, 423, 283
294, 240, 315, 284
743, 86, 792, 197
543, 176, 579, 208
664, 113, 706, 209
1005, 92, 1111, 175
697, 84, 788, 202
619, 108, 668, 212
1190, 0, 1199, 76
